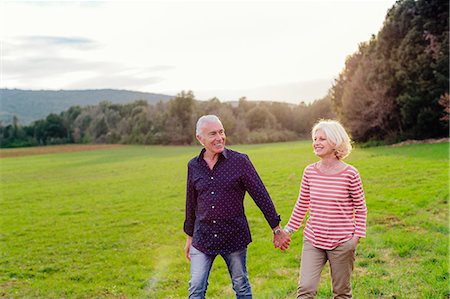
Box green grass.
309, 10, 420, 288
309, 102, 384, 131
0, 141, 448, 298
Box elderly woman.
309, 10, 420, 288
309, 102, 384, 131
284, 119, 367, 299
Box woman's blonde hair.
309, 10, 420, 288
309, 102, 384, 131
312, 119, 352, 159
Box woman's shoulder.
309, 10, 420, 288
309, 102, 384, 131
303, 162, 318, 173
342, 163, 361, 176
344, 163, 358, 171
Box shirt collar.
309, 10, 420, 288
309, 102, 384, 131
197, 147, 228, 161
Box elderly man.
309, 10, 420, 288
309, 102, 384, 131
183, 115, 290, 298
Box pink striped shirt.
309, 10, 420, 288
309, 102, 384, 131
286, 162, 367, 250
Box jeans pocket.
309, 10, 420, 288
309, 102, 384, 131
190, 245, 201, 257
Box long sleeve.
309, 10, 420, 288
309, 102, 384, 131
241, 154, 280, 229
183, 163, 197, 236
350, 172, 367, 238
286, 169, 310, 231
186, 148, 282, 255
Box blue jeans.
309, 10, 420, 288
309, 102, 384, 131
188, 245, 252, 299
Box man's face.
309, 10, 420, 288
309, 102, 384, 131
197, 121, 226, 155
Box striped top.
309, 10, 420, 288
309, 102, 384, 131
286, 162, 367, 250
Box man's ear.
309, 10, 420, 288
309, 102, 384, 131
196, 135, 204, 147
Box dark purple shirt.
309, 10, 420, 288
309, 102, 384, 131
184, 148, 281, 255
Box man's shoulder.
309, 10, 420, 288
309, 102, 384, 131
224, 148, 248, 160
187, 154, 200, 167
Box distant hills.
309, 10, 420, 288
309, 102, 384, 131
0, 89, 174, 125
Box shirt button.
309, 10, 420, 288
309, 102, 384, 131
211, 177, 214, 180
213, 220, 216, 224
211, 205, 215, 209
214, 234, 218, 237
211, 191, 215, 195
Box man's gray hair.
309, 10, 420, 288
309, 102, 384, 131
196, 115, 222, 136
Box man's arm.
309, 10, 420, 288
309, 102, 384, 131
240, 154, 291, 250
240, 154, 281, 229
239, 155, 291, 250
183, 164, 197, 260
184, 164, 197, 235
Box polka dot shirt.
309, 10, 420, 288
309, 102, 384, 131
184, 148, 281, 255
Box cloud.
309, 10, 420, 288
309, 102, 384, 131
4, 56, 111, 78
10, 35, 98, 51
66, 73, 164, 90
2, 35, 173, 91
194, 78, 333, 103
2, 35, 99, 62
26, 35, 95, 46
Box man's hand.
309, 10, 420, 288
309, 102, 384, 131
184, 236, 193, 261
273, 227, 291, 251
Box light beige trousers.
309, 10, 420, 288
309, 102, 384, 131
297, 239, 356, 299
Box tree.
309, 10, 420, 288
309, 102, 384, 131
166, 91, 196, 144
331, 0, 449, 142
245, 106, 277, 131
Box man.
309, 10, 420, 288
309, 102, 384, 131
183, 115, 290, 298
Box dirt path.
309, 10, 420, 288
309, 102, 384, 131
391, 137, 449, 147
0, 144, 125, 158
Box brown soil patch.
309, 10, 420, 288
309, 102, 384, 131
391, 137, 449, 147
374, 214, 405, 227
0, 144, 125, 158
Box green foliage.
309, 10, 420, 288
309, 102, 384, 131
331, 0, 449, 142
0, 92, 335, 147
0, 141, 448, 298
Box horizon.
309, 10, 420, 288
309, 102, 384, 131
1, 87, 316, 106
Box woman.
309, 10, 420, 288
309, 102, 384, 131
284, 120, 367, 298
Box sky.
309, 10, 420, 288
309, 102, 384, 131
1, 0, 395, 104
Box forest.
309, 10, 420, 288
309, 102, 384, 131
331, 0, 448, 142
0, 0, 448, 148
0, 93, 335, 147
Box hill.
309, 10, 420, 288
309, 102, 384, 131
0, 88, 174, 125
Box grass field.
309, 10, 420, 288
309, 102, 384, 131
0, 141, 448, 298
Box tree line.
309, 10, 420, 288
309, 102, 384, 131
1, 0, 448, 148
0, 92, 335, 147
331, 0, 449, 143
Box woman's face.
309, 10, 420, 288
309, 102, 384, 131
312, 129, 335, 158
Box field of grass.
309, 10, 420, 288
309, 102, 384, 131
0, 141, 448, 298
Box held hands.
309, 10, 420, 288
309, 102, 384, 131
273, 227, 291, 251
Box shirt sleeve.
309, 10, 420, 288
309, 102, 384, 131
183, 163, 197, 236
241, 154, 281, 229
350, 170, 367, 238
286, 168, 310, 231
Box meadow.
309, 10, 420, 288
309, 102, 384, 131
0, 141, 448, 298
